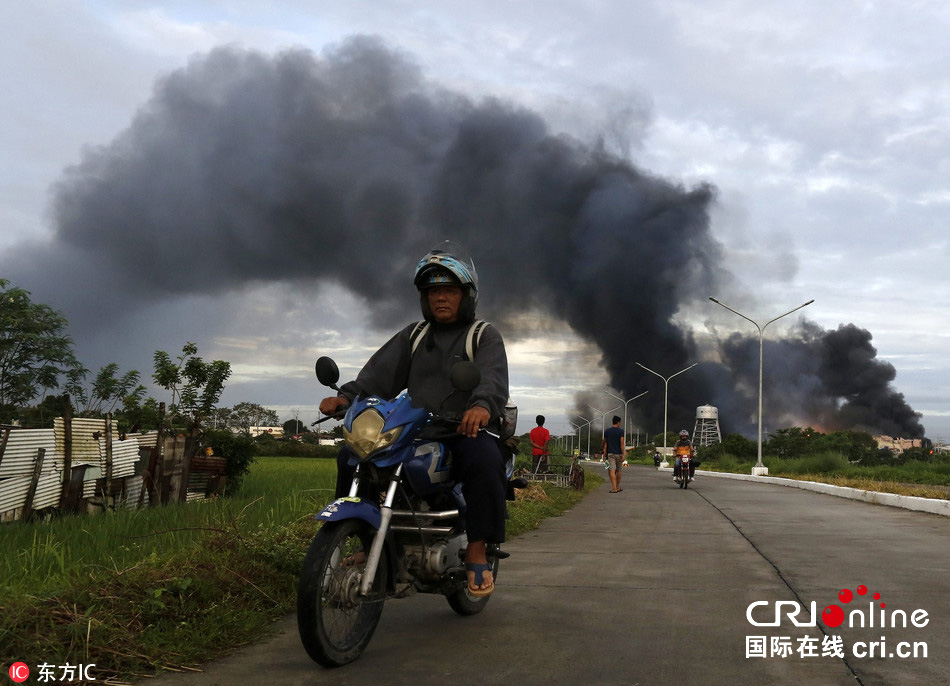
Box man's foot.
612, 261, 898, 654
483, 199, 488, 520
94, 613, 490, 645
465, 541, 494, 597
465, 562, 495, 597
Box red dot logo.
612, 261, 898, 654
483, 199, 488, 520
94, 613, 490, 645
822, 605, 845, 628
9, 663, 30, 683
838, 588, 853, 603
857, 584, 868, 596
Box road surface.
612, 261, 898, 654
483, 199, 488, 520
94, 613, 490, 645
147, 465, 949, 685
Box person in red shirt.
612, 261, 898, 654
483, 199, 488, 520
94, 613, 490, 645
529, 415, 551, 473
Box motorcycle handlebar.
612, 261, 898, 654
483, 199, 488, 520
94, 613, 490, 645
311, 402, 350, 426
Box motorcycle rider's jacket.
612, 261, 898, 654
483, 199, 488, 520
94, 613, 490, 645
338, 319, 509, 437
674, 439, 693, 457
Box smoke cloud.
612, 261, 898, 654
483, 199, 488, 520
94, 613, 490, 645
3, 37, 924, 438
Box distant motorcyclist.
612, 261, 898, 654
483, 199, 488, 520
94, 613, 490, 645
672, 430, 696, 480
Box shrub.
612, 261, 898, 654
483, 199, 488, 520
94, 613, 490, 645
699, 433, 756, 462
201, 429, 255, 494
765, 451, 850, 475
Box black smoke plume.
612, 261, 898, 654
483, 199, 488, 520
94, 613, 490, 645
2, 37, 924, 438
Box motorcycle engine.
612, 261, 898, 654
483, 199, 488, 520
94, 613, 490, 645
405, 536, 467, 580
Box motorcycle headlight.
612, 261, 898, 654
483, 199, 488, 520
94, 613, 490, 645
343, 408, 404, 461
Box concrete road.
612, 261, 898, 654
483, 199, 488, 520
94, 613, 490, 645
147, 466, 949, 685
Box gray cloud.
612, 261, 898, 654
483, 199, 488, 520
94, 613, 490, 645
2, 37, 925, 438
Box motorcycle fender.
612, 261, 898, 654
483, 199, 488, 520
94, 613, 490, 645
315, 497, 382, 529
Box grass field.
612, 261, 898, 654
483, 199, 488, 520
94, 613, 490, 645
0, 456, 599, 683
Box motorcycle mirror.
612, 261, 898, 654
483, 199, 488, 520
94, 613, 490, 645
315, 356, 341, 389
450, 361, 481, 392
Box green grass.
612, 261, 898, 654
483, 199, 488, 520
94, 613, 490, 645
0, 456, 597, 682
0, 457, 335, 597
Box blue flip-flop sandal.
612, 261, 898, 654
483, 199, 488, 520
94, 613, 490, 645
465, 562, 494, 598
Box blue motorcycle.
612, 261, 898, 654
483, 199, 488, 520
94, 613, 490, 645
297, 357, 520, 667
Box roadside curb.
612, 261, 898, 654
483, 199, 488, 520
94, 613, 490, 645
656, 466, 950, 517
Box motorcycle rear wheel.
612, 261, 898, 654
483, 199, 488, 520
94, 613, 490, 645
447, 556, 499, 616
297, 520, 388, 667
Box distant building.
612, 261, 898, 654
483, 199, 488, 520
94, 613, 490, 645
249, 426, 284, 438
874, 435, 922, 454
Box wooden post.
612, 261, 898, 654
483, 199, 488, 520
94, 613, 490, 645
59, 398, 73, 509
178, 437, 196, 503
139, 443, 158, 508
155, 403, 167, 504
162, 434, 186, 504
22, 448, 47, 521
140, 403, 166, 507
104, 414, 113, 510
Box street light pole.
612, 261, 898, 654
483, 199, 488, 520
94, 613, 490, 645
569, 422, 580, 456
635, 362, 698, 466
604, 388, 649, 446
709, 297, 814, 475
574, 418, 594, 459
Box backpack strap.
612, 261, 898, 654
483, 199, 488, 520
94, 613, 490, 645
409, 321, 430, 357
409, 319, 488, 360
465, 320, 488, 360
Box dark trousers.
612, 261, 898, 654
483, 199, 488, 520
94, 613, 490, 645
335, 431, 507, 544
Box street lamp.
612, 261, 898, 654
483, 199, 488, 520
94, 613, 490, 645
568, 422, 579, 456
572, 418, 594, 459
709, 296, 814, 475
635, 361, 698, 466
603, 388, 649, 446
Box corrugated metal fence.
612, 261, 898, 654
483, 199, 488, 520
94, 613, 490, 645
0, 417, 227, 523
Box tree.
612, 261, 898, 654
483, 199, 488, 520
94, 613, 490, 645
207, 406, 233, 430
0, 280, 80, 412
119, 395, 163, 434
768, 427, 817, 459
64, 362, 146, 416
153, 342, 231, 435
229, 401, 280, 435
283, 418, 305, 436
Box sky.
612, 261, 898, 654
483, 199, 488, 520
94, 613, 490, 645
1, 1, 948, 442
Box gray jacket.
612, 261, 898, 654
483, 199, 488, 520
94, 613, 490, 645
340, 320, 509, 430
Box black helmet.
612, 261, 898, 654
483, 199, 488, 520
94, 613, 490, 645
414, 241, 478, 323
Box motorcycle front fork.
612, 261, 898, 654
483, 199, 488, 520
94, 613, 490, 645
356, 464, 402, 597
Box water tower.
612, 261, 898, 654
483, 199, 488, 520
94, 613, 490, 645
693, 404, 722, 447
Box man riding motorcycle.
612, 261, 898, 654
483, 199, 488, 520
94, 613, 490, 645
318, 242, 509, 597
672, 429, 696, 480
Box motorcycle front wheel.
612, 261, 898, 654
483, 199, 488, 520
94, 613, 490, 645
297, 520, 388, 667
